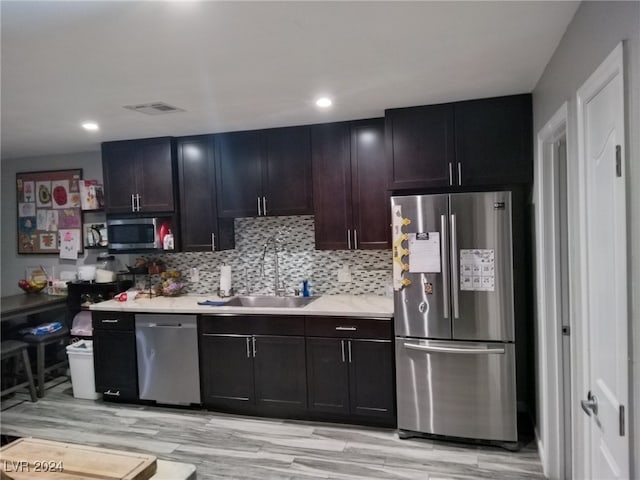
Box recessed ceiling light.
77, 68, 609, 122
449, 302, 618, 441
315, 97, 332, 108
82, 122, 99, 131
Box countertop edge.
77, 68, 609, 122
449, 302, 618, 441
88, 295, 393, 319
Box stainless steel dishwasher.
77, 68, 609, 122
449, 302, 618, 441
135, 314, 201, 405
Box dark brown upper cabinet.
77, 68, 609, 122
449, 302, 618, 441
453, 94, 533, 186
312, 119, 390, 250
385, 104, 455, 190
176, 135, 234, 252
386, 94, 532, 190
215, 126, 313, 218
102, 137, 176, 214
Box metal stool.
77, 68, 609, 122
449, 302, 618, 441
21, 326, 70, 398
1, 340, 37, 402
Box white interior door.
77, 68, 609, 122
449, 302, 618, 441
576, 43, 628, 479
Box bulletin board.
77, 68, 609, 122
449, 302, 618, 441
16, 169, 83, 254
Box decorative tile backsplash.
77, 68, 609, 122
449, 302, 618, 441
145, 216, 392, 296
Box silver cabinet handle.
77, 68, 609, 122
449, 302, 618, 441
347, 229, 352, 249
252, 336, 256, 357
104, 390, 121, 396
212, 233, 216, 251
257, 197, 261, 216
353, 229, 358, 249
263, 196, 267, 216
448, 163, 453, 186
335, 326, 356, 331
131, 194, 136, 212
136, 194, 141, 211
341, 340, 345, 362
246, 337, 251, 358
404, 343, 504, 355
101, 319, 119, 323
450, 214, 459, 319
441, 215, 450, 319
457, 162, 462, 186
347, 340, 352, 363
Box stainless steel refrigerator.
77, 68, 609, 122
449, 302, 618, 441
391, 191, 517, 443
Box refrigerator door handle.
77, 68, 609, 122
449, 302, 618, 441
450, 213, 460, 319
440, 214, 450, 319
403, 343, 505, 355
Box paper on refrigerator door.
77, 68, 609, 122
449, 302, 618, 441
459, 249, 495, 291
408, 232, 441, 273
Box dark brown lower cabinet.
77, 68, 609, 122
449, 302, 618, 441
200, 334, 254, 409
253, 335, 307, 411
197, 314, 396, 427
348, 340, 395, 420
92, 312, 138, 401
306, 337, 395, 425
306, 338, 350, 415
200, 330, 307, 414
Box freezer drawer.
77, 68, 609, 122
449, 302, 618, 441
395, 338, 517, 442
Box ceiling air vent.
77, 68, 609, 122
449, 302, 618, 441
123, 102, 186, 115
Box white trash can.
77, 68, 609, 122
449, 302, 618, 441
66, 340, 99, 400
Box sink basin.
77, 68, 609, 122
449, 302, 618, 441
224, 296, 318, 308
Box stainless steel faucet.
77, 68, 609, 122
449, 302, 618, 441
261, 235, 286, 296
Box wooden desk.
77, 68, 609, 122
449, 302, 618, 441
1, 295, 67, 323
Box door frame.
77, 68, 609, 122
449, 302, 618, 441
534, 102, 570, 479
575, 42, 629, 479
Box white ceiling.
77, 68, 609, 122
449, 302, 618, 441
0, 1, 579, 160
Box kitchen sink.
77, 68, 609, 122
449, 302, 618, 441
224, 296, 318, 308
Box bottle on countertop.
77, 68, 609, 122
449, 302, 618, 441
302, 279, 311, 297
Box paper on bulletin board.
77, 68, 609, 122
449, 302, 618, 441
460, 249, 495, 291
59, 229, 80, 260
408, 232, 441, 273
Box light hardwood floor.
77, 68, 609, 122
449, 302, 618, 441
1, 381, 544, 479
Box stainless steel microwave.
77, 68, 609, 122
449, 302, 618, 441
107, 217, 173, 252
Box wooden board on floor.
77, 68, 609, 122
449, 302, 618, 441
0, 438, 157, 479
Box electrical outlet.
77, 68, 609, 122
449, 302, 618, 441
190, 267, 200, 283
337, 265, 351, 283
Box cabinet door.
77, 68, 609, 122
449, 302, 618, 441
311, 123, 352, 250
385, 104, 455, 190
454, 94, 532, 186
215, 131, 263, 217
306, 337, 350, 415
348, 340, 395, 423
351, 119, 390, 249
253, 335, 307, 411
102, 138, 175, 214
135, 137, 175, 212
93, 330, 138, 400
178, 135, 234, 251
102, 142, 138, 214
200, 334, 254, 409
263, 126, 313, 216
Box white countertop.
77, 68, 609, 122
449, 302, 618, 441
89, 294, 394, 318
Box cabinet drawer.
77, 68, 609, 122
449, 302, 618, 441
199, 315, 305, 336
305, 317, 392, 339
199, 315, 254, 335
92, 311, 135, 331
252, 316, 304, 336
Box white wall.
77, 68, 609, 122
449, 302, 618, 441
532, 1, 639, 478
1, 151, 104, 296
